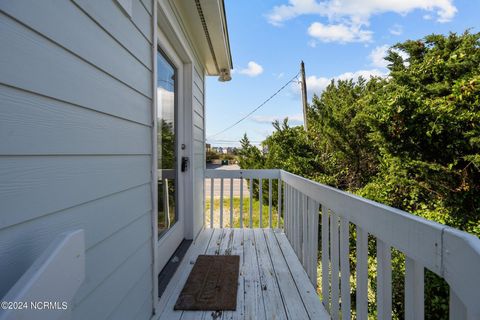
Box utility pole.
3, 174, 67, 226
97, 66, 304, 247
300, 61, 308, 131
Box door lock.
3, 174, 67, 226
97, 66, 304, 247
181, 157, 189, 172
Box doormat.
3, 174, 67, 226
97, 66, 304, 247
174, 255, 240, 311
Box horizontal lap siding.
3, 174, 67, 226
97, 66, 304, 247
0, 85, 151, 155
0, 1, 154, 319
193, 66, 205, 237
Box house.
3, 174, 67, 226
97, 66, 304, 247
1, 1, 479, 320
0, 0, 232, 319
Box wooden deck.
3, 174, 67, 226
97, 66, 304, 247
156, 228, 329, 320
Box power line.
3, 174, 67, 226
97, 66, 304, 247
207, 71, 300, 139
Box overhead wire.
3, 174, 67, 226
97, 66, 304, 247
207, 71, 300, 139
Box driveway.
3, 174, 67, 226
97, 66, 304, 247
205, 164, 250, 198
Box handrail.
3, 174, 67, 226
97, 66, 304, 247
205, 169, 280, 179
0, 230, 85, 320
280, 170, 444, 275
205, 169, 480, 319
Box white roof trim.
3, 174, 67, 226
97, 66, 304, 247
173, 0, 233, 78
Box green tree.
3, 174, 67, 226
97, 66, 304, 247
238, 31, 480, 319
238, 134, 264, 169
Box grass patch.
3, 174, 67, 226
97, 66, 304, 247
205, 197, 283, 228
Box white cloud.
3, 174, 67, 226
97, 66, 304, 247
267, 0, 457, 43
389, 24, 403, 36
267, 0, 457, 25
239, 61, 264, 77
251, 114, 304, 124
336, 69, 385, 81
369, 45, 410, 69
308, 22, 372, 43
369, 45, 391, 68
293, 69, 386, 97
304, 75, 331, 94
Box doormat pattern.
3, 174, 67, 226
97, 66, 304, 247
174, 255, 240, 311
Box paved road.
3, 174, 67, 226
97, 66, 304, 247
205, 164, 250, 198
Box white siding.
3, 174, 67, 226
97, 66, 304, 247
192, 66, 206, 238
0, 1, 154, 319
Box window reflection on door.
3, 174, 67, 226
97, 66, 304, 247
157, 49, 177, 238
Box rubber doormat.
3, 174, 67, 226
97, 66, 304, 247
174, 255, 240, 311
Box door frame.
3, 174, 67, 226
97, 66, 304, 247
155, 30, 185, 276
152, 0, 195, 310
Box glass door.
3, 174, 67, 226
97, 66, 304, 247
156, 47, 185, 274
157, 49, 177, 237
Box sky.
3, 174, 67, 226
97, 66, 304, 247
205, 0, 480, 147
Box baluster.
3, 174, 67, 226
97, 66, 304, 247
210, 178, 214, 228
405, 257, 424, 320
294, 189, 299, 255
340, 216, 351, 319
249, 178, 253, 228
286, 185, 290, 238
230, 178, 233, 227
268, 179, 272, 228
302, 194, 308, 269
259, 178, 263, 228
356, 226, 368, 320
220, 178, 224, 228
331, 211, 340, 319
290, 186, 294, 241
377, 239, 392, 320
278, 180, 282, 229
289, 187, 293, 246
321, 205, 330, 312
308, 198, 319, 286
239, 178, 244, 228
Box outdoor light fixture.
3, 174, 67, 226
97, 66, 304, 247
218, 69, 232, 82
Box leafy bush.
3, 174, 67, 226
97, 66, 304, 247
238, 31, 480, 319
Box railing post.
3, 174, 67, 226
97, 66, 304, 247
449, 289, 467, 320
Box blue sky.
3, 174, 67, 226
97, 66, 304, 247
205, 0, 479, 147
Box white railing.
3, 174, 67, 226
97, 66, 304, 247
0, 230, 85, 320
205, 169, 480, 320
205, 169, 282, 229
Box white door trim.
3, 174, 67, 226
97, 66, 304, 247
152, 1, 195, 314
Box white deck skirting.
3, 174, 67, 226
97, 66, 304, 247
156, 228, 329, 320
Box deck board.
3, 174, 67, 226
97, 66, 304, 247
243, 229, 266, 320
156, 228, 329, 320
